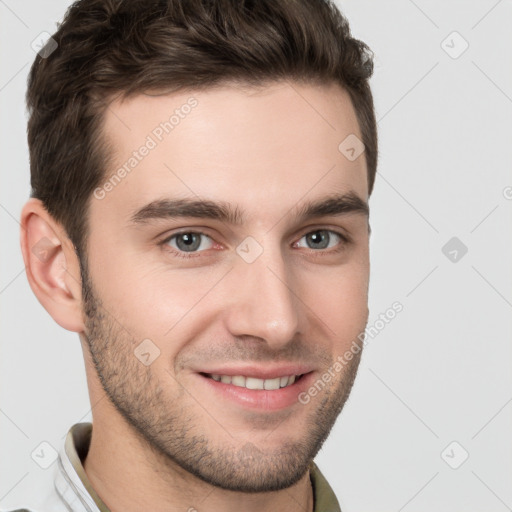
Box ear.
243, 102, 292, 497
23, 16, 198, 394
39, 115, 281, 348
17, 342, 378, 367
20, 198, 85, 332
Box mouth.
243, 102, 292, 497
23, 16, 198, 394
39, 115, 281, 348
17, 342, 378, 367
200, 372, 305, 390
196, 370, 314, 411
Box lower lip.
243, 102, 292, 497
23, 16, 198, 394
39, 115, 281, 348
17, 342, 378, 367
197, 372, 315, 411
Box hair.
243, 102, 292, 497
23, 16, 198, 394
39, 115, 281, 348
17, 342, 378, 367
26, 0, 378, 264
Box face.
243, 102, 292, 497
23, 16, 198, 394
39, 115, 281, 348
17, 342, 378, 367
82, 80, 370, 492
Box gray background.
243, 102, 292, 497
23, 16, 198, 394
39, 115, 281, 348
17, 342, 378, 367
1, 0, 511, 510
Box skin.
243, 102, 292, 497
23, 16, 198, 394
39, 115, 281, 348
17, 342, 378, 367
20, 80, 370, 512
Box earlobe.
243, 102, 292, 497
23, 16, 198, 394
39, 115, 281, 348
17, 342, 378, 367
20, 198, 85, 333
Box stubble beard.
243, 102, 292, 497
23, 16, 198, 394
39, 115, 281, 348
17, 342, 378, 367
80, 267, 363, 493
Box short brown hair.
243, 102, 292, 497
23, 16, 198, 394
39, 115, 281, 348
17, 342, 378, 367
26, 0, 378, 260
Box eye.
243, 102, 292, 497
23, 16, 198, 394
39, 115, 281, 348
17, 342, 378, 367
294, 229, 348, 251
163, 231, 214, 258
160, 228, 350, 260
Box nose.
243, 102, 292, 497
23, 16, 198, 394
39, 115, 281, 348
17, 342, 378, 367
223, 241, 301, 349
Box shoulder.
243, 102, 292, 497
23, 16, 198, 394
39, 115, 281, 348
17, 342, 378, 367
310, 461, 343, 512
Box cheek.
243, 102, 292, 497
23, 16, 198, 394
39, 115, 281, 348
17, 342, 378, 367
88, 223, 369, 352
90, 250, 224, 345
303, 261, 369, 343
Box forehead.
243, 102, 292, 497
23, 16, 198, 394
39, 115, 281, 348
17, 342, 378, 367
96, 81, 368, 224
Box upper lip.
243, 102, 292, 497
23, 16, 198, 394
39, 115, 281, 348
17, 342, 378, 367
197, 364, 314, 380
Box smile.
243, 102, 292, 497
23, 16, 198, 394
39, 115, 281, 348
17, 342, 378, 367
205, 373, 302, 390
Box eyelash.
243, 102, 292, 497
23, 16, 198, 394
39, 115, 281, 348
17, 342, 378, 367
159, 229, 352, 260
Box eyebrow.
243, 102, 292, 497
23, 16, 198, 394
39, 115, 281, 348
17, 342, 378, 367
129, 191, 369, 226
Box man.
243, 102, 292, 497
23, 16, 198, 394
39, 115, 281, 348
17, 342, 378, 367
15, 0, 378, 510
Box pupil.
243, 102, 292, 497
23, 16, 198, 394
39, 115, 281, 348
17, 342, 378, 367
308, 230, 328, 249
177, 233, 200, 251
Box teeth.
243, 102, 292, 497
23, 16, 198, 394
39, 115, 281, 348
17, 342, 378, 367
245, 377, 264, 390
264, 377, 281, 390
232, 375, 246, 387
209, 374, 300, 389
